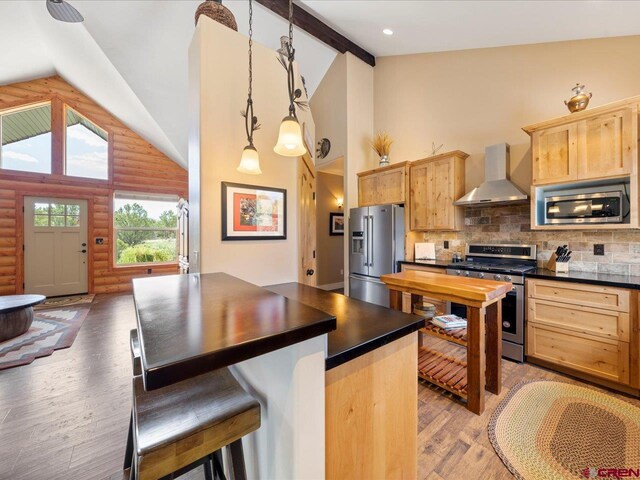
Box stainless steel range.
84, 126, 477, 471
446, 244, 537, 362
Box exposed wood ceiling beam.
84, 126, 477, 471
255, 0, 376, 67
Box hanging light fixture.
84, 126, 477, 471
273, 0, 307, 157
237, 0, 262, 175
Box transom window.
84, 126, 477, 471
0, 103, 52, 174
65, 106, 108, 180
34, 202, 81, 227
114, 192, 179, 266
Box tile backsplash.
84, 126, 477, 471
421, 204, 640, 276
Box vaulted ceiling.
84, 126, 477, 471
2, 1, 640, 169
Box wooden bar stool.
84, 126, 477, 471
125, 329, 261, 480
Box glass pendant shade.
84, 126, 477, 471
237, 145, 262, 174
273, 116, 307, 157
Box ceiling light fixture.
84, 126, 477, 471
382, 28, 393, 36
274, 0, 308, 157
237, 0, 262, 175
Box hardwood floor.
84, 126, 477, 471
0, 294, 637, 479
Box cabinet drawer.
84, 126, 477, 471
528, 298, 629, 342
527, 279, 629, 312
527, 322, 629, 385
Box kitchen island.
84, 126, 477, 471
381, 270, 511, 414
133, 273, 424, 479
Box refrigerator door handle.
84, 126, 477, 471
363, 215, 370, 267
369, 215, 374, 267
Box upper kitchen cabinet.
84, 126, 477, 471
524, 102, 638, 186
409, 151, 467, 231
531, 123, 578, 185
357, 161, 409, 207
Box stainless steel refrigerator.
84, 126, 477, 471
349, 204, 405, 307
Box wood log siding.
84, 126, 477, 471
0, 76, 187, 295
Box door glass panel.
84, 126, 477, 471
66, 204, 80, 215
34, 215, 49, 227
50, 216, 65, 227
66, 216, 79, 227
50, 203, 64, 215
34, 203, 49, 215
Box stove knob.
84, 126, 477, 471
494, 274, 502, 281
505, 275, 512, 282
478, 272, 485, 279
464, 271, 470, 277
456, 270, 461, 276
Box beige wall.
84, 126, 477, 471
189, 17, 314, 286
316, 172, 344, 286
310, 54, 347, 167
374, 35, 640, 193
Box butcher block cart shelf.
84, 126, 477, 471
381, 270, 511, 414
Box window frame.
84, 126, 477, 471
0, 97, 111, 183
63, 104, 110, 181
112, 192, 180, 268
0, 101, 53, 175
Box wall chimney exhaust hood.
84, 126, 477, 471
454, 143, 528, 206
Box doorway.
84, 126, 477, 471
24, 197, 89, 296
315, 156, 345, 291
298, 156, 317, 286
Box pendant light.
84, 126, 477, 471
273, 0, 307, 157
237, 0, 262, 174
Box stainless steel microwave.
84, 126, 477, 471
544, 191, 623, 224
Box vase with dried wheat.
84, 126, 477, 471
371, 132, 393, 167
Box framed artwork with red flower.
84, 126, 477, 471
221, 182, 287, 240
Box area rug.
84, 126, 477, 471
488, 380, 640, 479
0, 308, 89, 370
34, 294, 95, 310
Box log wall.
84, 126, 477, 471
0, 76, 187, 295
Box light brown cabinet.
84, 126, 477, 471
526, 278, 639, 394
357, 161, 408, 207
526, 105, 637, 186
409, 151, 467, 231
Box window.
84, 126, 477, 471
114, 193, 179, 266
33, 202, 80, 227
65, 106, 108, 180
0, 103, 52, 174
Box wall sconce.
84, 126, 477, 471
336, 197, 343, 209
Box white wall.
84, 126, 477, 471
189, 17, 315, 286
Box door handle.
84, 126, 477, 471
78, 249, 87, 253
369, 215, 374, 266
306, 269, 315, 276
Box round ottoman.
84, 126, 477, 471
0, 294, 46, 342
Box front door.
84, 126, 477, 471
24, 197, 88, 296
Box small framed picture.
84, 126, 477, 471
329, 212, 344, 236
221, 182, 287, 240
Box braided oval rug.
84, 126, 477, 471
488, 380, 640, 479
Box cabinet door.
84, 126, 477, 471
430, 159, 456, 230
378, 167, 405, 204
578, 107, 635, 180
532, 123, 578, 185
358, 174, 378, 207
409, 163, 432, 230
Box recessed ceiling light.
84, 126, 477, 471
382, 28, 393, 36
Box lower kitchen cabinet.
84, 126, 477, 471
526, 278, 639, 395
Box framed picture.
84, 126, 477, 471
221, 182, 287, 240
329, 212, 344, 236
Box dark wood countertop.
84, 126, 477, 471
265, 283, 424, 370
133, 273, 337, 390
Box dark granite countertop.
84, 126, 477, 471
398, 259, 450, 268
266, 283, 425, 370
527, 268, 640, 290
133, 273, 337, 390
